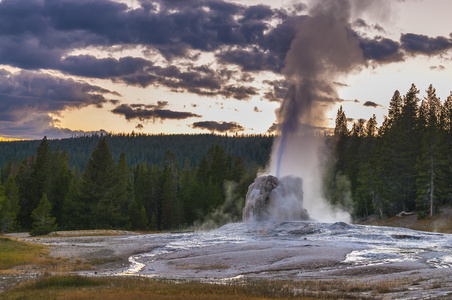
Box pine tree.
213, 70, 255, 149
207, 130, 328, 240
0, 178, 18, 234
415, 130, 449, 217
31, 137, 52, 209
78, 137, 117, 229
334, 106, 348, 136
415, 85, 448, 217
366, 114, 377, 137
15, 156, 37, 230
114, 152, 130, 227
232, 156, 247, 183
4, 177, 20, 221
51, 151, 72, 225
351, 119, 365, 137
388, 90, 403, 123
30, 193, 58, 236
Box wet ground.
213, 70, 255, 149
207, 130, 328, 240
7, 222, 452, 299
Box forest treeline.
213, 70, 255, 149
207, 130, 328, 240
1, 83, 452, 234
326, 84, 452, 219
0, 134, 272, 171
0, 135, 263, 234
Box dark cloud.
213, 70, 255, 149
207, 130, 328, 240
192, 121, 245, 133
263, 80, 288, 102
353, 18, 368, 28
266, 122, 278, 134
0, 70, 114, 121
0, 0, 449, 139
242, 5, 274, 22
360, 37, 404, 62
0, 70, 118, 138
363, 101, 381, 108
220, 85, 258, 100
217, 49, 283, 72
59, 55, 153, 78
112, 103, 201, 121
401, 33, 452, 55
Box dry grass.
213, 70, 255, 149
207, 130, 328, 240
0, 237, 49, 270
0, 275, 416, 300
47, 229, 137, 237
359, 206, 452, 234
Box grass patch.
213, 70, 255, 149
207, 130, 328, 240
0, 237, 48, 270
1, 275, 415, 300
26, 275, 103, 290
48, 230, 136, 237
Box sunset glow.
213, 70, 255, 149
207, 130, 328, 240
0, 0, 451, 139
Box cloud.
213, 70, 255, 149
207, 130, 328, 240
217, 49, 283, 72
266, 122, 279, 134
220, 85, 258, 100
59, 55, 153, 78
112, 103, 201, 121
263, 80, 288, 102
0, 70, 114, 121
430, 65, 445, 71
0, 70, 118, 139
363, 101, 381, 108
401, 33, 452, 55
192, 121, 245, 133
1, 0, 451, 139
359, 37, 404, 62
334, 81, 349, 87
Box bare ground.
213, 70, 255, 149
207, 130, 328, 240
3, 227, 452, 299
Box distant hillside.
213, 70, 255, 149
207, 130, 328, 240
0, 134, 273, 170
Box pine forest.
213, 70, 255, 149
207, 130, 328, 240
1, 83, 452, 234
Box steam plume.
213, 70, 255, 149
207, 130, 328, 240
270, 0, 382, 221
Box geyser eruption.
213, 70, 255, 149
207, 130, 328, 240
244, 0, 385, 222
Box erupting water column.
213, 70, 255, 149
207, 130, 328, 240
243, 0, 379, 222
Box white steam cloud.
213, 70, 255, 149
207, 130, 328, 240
265, 0, 391, 223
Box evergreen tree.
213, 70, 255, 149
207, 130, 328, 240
334, 106, 348, 136
232, 156, 247, 183
415, 85, 448, 217
388, 90, 403, 123
0, 195, 15, 234
351, 119, 365, 137
366, 115, 377, 137
15, 156, 36, 230
441, 92, 452, 134
0, 179, 18, 234
51, 150, 72, 225
62, 166, 82, 229
78, 137, 118, 229
30, 193, 58, 236
114, 152, 130, 227
4, 177, 20, 221
31, 137, 52, 209
415, 130, 449, 217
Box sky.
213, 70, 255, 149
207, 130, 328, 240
1, 0, 452, 140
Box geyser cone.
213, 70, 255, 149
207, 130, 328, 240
242, 175, 309, 222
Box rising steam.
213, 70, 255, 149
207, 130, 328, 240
248, 1, 388, 223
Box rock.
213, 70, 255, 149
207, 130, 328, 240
242, 175, 309, 222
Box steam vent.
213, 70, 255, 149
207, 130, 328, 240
242, 175, 309, 222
